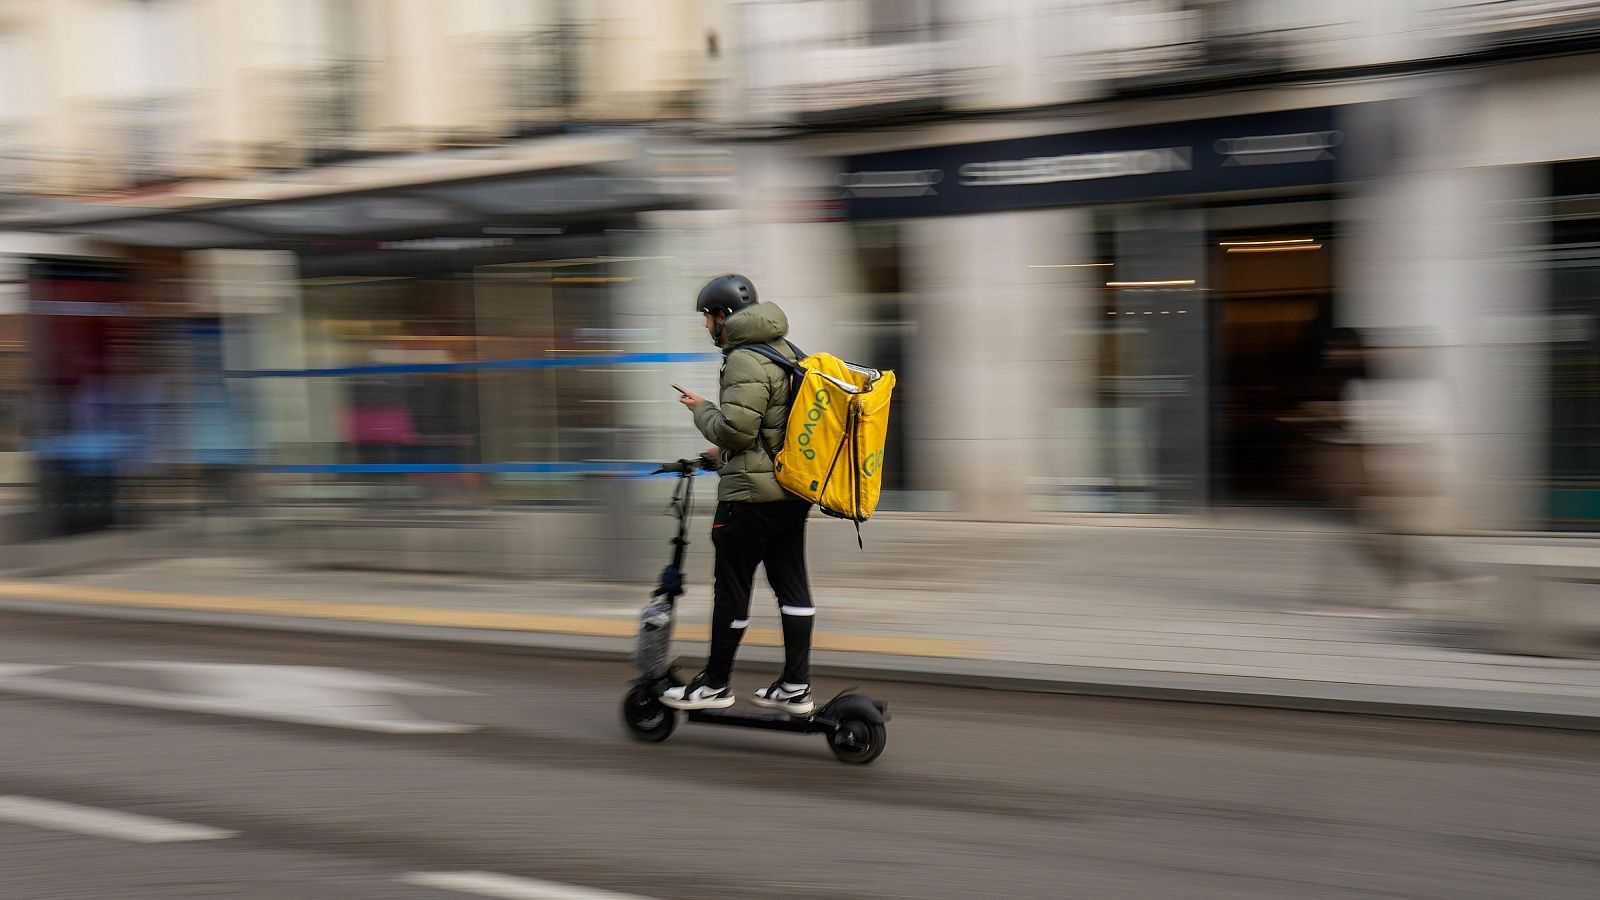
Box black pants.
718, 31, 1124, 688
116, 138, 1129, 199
704, 499, 814, 687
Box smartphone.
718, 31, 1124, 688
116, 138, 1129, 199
671, 384, 688, 395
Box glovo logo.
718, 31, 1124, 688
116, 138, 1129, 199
861, 451, 884, 477
796, 387, 831, 460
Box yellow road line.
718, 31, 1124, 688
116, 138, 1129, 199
0, 581, 980, 659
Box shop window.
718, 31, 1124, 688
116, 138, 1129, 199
1207, 221, 1334, 507
1545, 160, 1600, 527
272, 261, 628, 508
847, 221, 929, 508
0, 310, 26, 457
1078, 204, 1210, 513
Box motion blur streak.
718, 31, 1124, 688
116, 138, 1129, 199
0, 1, 1599, 897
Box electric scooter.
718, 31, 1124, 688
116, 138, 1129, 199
620, 455, 890, 764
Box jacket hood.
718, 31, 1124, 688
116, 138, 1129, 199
719, 302, 789, 348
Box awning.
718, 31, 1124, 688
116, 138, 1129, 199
0, 134, 700, 251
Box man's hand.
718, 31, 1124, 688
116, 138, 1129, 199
678, 389, 708, 412
701, 447, 721, 467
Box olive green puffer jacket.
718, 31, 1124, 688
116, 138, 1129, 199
692, 302, 804, 503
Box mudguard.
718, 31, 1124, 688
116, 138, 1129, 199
820, 692, 889, 725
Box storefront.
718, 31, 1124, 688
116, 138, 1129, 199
7, 249, 217, 538
25, 258, 140, 536
836, 105, 1379, 516
1542, 157, 1600, 529
251, 238, 674, 509
3, 140, 736, 575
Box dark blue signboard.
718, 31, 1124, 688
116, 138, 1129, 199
841, 106, 1351, 219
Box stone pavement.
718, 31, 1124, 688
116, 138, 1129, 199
2, 516, 1600, 728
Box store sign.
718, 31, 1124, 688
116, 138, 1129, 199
1216, 130, 1341, 166
839, 169, 943, 198
959, 147, 1192, 187
841, 106, 1349, 219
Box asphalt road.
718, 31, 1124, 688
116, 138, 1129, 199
0, 611, 1597, 900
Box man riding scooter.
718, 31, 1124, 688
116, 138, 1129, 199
662, 274, 817, 716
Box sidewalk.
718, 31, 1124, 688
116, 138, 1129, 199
2, 519, 1600, 729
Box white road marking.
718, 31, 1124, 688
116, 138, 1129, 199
0, 662, 479, 734
0, 796, 237, 843
401, 871, 662, 900
0, 664, 58, 678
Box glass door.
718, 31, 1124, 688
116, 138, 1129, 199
1097, 204, 1211, 512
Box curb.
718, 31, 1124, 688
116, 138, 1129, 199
1, 597, 1598, 732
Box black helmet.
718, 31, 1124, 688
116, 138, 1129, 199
695, 274, 758, 315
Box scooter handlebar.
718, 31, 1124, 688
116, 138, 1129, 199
652, 453, 717, 476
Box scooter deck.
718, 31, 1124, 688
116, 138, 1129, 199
686, 707, 825, 734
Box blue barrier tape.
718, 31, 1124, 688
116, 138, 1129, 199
229, 352, 719, 379
256, 462, 683, 477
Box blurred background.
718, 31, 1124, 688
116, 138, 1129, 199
0, 0, 1593, 587
8, 8, 1600, 896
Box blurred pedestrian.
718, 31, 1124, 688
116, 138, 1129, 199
1291, 328, 1462, 614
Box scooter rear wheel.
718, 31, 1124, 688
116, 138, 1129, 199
622, 685, 676, 742
827, 713, 887, 764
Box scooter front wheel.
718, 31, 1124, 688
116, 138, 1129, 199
827, 713, 887, 764
622, 685, 677, 743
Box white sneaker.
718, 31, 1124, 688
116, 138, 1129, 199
660, 672, 734, 710
751, 680, 815, 716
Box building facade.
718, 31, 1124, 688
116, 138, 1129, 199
0, 0, 736, 573
724, 0, 1600, 532
2, 0, 1599, 577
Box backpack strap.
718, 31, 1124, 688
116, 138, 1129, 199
732, 341, 806, 459
734, 342, 805, 406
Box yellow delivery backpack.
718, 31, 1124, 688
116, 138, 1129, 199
737, 342, 895, 533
